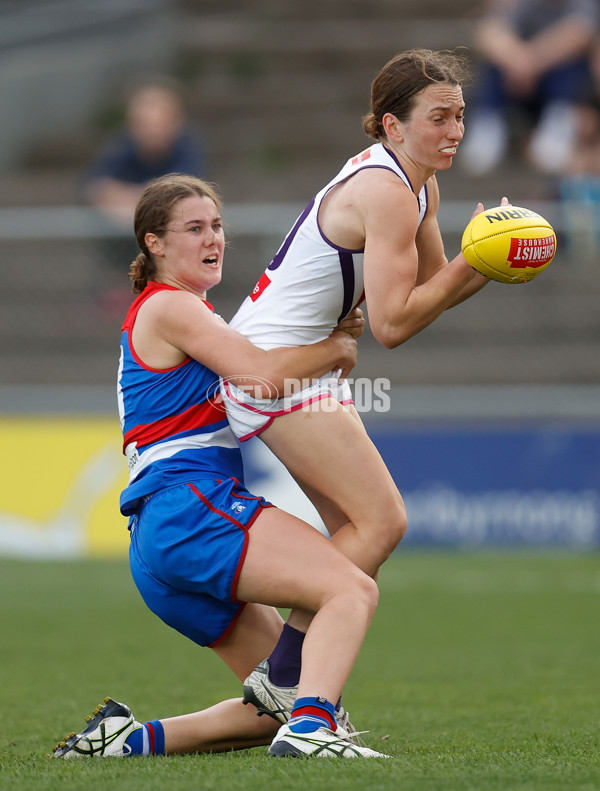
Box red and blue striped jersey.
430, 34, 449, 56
117, 281, 242, 515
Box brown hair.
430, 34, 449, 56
129, 173, 222, 293
363, 48, 470, 141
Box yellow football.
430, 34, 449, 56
461, 206, 557, 284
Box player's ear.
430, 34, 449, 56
382, 113, 403, 142
145, 232, 164, 256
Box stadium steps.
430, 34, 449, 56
0, 0, 598, 387
174, 1, 477, 202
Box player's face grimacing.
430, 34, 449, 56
395, 82, 465, 173
154, 195, 226, 299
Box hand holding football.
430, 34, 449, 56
461, 206, 557, 284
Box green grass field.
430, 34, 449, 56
1, 551, 598, 791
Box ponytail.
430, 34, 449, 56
128, 252, 156, 294
362, 111, 382, 141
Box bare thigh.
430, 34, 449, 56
235, 505, 369, 610
233, 505, 378, 702
259, 400, 407, 574
213, 508, 351, 680
215, 500, 377, 683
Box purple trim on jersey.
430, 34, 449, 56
337, 251, 356, 323
381, 145, 427, 216
268, 199, 315, 271
314, 183, 363, 254
381, 145, 416, 193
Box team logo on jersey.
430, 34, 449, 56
125, 442, 139, 472
231, 501, 246, 514
352, 148, 372, 166
250, 272, 271, 302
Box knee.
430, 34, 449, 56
390, 496, 408, 546
320, 563, 379, 625
348, 569, 379, 619
363, 574, 380, 617
373, 495, 408, 560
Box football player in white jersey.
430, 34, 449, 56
226, 50, 510, 711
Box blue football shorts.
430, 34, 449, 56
128, 476, 271, 647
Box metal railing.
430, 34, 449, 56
0, 200, 570, 240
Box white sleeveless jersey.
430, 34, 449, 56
229, 142, 429, 348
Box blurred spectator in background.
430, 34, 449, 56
84, 75, 207, 225
461, 0, 600, 177
557, 33, 600, 255
558, 101, 600, 254
83, 75, 208, 317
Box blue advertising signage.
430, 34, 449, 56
242, 420, 600, 548
366, 422, 600, 547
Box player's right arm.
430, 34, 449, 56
131, 290, 359, 395
361, 172, 483, 349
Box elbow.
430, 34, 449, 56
262, 365, 286, 394
226, 373, 282, 400
379, 334, 403, 350
261, 365, 296, 397
255, 374, 283, 399
371, 322, 411, 350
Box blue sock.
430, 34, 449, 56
124, 720, 165, 755
268, 624, 305, 687
288, 696, 336, 734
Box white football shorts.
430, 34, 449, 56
220, 372, 353, 442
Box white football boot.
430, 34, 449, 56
243, 659, 296, 723
52, 697, 140, 758
268, 722, 391, 758
243, 658, 363, 741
